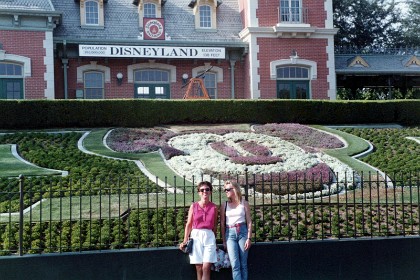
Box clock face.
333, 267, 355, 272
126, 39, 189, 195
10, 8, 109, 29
144, 19, 164, 40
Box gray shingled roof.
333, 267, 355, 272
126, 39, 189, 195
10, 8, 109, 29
51, 0, 244, 44
335, 54, 420, 74
0, 0, 55, 12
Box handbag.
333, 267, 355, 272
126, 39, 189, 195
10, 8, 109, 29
212, 248, 231, 271
182, 238, 193, 254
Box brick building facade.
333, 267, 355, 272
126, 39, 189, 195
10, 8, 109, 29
0, 0, 337, 100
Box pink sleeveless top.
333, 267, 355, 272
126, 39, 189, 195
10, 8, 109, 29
192, 202, 217, 230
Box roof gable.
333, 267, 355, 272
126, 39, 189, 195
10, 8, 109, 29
348, 56, 369, 68
404, 56, 420, 68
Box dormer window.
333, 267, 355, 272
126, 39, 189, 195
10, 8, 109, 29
86, 1, 99, 25
136, 0, 165, 28
144, 3, 157, 18
78, 0, 105, 28
199, 5, 211, 28
190, 0, 221, 30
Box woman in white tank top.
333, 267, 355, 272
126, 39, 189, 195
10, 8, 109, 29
221, 181, 252, 280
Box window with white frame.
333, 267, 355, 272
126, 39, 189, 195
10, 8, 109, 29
144, 3, 157, 18
84, 71, 104, 99
79, 0, 105, 28
138, 0, 163, 28
199, 5, 211, 28
276, 66, 309, 79
276, 66, 310, 99
85, 1, 99, 25
0, 63, 22, 77
134, 69, 169, 82
198, 71, 217, 99
280, 0, 301, 23
0, 62, 24, 99
192, 0, 218, 30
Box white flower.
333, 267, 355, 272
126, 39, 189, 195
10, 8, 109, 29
166, 132, 357, 187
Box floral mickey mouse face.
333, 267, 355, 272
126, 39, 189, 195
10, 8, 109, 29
166, 132, 355, 183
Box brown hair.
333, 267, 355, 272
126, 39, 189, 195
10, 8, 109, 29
197, 181, 213, 192
224, 180, 242, 203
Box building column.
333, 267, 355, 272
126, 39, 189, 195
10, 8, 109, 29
230, 59, 236, 99
62, 58, 69, 99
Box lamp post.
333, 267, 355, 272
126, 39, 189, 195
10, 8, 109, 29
116, 72, 123, 85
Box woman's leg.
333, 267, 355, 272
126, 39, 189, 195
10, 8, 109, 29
195, 264, 203, 280
202, 262, 212, 280
237, 235, 249, 280
226, 228, 241, 280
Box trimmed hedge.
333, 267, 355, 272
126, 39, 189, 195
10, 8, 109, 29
0, 99, 418, 129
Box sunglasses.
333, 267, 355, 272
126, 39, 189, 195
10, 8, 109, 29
199, 188, 211, 192
224, 188, 233, 192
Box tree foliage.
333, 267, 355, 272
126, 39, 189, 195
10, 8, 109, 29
403, 1, 420, 46
333, 0, 405, 49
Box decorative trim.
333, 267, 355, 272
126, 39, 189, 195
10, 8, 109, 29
192, 63, 223, 82
270, 59, 317, 80
405, 56, 420, 67
326, 37, 337, 100
0, 50, 31, 77
79, 0, 105, 28
194, 2, 217, 30
43, 31, 55, 99
348, 56, 369, 68
127, 62, 176, 83
77, 61, 110, 83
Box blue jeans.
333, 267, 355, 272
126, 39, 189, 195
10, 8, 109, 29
226, 223, 248, 280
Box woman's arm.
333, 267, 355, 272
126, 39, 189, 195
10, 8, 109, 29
213, 204, 218, 237
220, 202, 226, 242
180, 204, 194, 249
244, 200, 252, 250
244, 200, 252, 239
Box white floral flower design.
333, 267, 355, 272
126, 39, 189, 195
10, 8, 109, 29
167, 132, 356, 186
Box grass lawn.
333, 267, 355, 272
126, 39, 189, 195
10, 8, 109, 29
312, 125, 378, 175
0, 144, 62, 177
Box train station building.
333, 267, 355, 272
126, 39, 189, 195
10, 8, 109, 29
0, 0, 418, 100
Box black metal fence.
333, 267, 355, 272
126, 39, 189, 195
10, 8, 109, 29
0, 171, 418, 256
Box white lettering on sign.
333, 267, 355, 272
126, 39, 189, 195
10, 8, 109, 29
79, 45, 226, 59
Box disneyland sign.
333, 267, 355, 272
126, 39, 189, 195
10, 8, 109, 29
79, 45, 226, 59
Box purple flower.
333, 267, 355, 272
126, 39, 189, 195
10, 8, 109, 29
160, 145, 185, 160
107, 128, 178, 153
254, 123, 344, 151
230, 155, 282, 165
237, 140, 271, 156
210, 142, 240, 157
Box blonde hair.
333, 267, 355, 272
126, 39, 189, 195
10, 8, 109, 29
224, 180, 242, 203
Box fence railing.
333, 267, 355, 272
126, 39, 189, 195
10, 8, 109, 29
278, 7, 308, 24
0, 171, 418, 256
335, 46, 419, 55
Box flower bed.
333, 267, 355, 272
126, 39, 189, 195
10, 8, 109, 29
107, 128, 184, 159
253, 123, 344, 152
107, 124, 357, 197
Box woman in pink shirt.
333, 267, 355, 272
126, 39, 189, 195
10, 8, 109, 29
179, 181, 218, 280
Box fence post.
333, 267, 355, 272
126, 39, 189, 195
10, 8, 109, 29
244, 168, 248, 201
18, 174, 24, 256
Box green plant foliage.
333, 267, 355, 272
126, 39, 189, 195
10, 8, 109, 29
0, 100, 418, 129
0, 132, 161, 212
340, 127, 420, 183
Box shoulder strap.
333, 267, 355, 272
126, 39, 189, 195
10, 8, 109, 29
224, 201, 228, 226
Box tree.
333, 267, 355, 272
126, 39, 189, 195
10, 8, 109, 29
402, 1, 420, 46
333, 0, 405, 49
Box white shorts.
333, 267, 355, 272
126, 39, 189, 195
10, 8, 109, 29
189, 228, 217, 264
